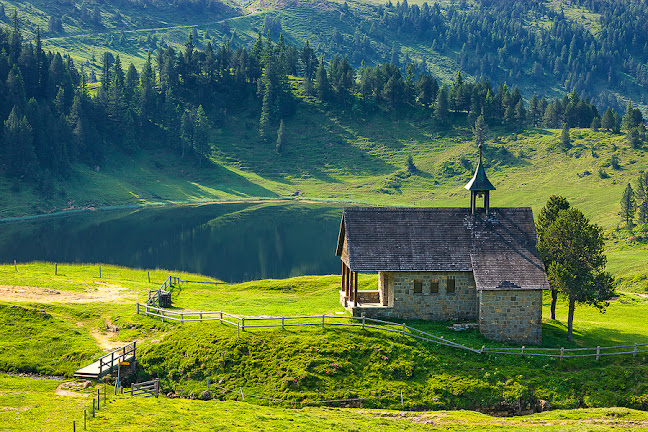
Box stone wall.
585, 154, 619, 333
373, 271, 478, 321
479, 289, 543, 345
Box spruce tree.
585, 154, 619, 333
472, 114, 487, 148
4, 107, 38, 181
276, 119, 285, 154
434, 84, 449, 123
636, 173, 648, 228
180, 109, 193, 159
561, 123, 571, 148
192, 105, 210, 165
620, 183, 636, 231
314, 57, 330, 102
601, 108, 614, 131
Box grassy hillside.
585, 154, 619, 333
1, 262, 648, 415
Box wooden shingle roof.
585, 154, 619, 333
336, 207, 549, 291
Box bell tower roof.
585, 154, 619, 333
465, 144, 496, 192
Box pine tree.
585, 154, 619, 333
139, 52, 156, 124
473, 114, 487, 148
4, 107, 38, 181
514, 100, 526, 126
528, 94, 539, 126
314, 57, 330, 102
180, 109, 193, 159
416, 73, 436, 106
613, 113, 622, 134
636, 172, 648, 228
276, 119, 285, 154
434, 84, 449, 123
536, 195, 571, 320
538, 207, 613, 342
561, 123, 571, 149
591, 116, 601, 131
620, 183, 636, 231
192, 105, 210, 165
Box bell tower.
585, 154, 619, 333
464, 144, 496, 215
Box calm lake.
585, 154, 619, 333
0, 202, 344, 282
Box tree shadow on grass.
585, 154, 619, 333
542, 319, 648, 349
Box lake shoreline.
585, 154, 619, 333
0, 197, 354, 224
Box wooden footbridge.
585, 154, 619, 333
74, 342, 136, 379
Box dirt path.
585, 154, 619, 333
91, 318, 127, 352
55, 380, 94, 398
0, 282, 130, 303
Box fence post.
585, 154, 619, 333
148, 271, 151, 283
400, 390, 404, 406
180, 313, 184, 323
560, 347, 564, 362
480, 345, 485, 354
84, 409, 86, 430
241, 318, 245, 332
596, 346, 600, 361
136, 303, 140, 315
131, 383, 134, 396
104, 383, 106, 405
521, 346, 525, 357
55, 263, 57, 275
634, 343, 638, 358
73, 420, 75, 432
14, 260, 17, 272
92, 399, 95, 417
161, 309, 165, 323
155, 379, 159, 398
402, 322, 406, 336
199, 312, 203, 322
99, 265, 101, 278
220, 311, 223, 324
362, 313, 365, 330
240, 387, 245, 401
97, 389, 100, 409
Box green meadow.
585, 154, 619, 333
1, 262, 648, 431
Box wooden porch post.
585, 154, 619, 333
346, 265, 351, 298
341, 262, 346, 293
354, 271, 358, 307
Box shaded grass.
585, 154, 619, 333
136, 320, 648, 412
3, 373, 648, 431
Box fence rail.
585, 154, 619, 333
136, 277, 648, 361
98, 342, 136, 376
147, 276, 181, 307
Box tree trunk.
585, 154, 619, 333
566, 297, 576, 342
550, 288, 558, 320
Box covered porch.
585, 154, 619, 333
339, 264, 392, 315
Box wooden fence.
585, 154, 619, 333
126, 379, 160, 398
136, 302, 648, 361
98, 342, 136, 376
147, 276, 181, 307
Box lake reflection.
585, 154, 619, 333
0, 202, 344, 282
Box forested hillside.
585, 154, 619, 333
3, 0, 645, 116
0, 0, 647, 231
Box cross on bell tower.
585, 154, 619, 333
464, 144, 496, 215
